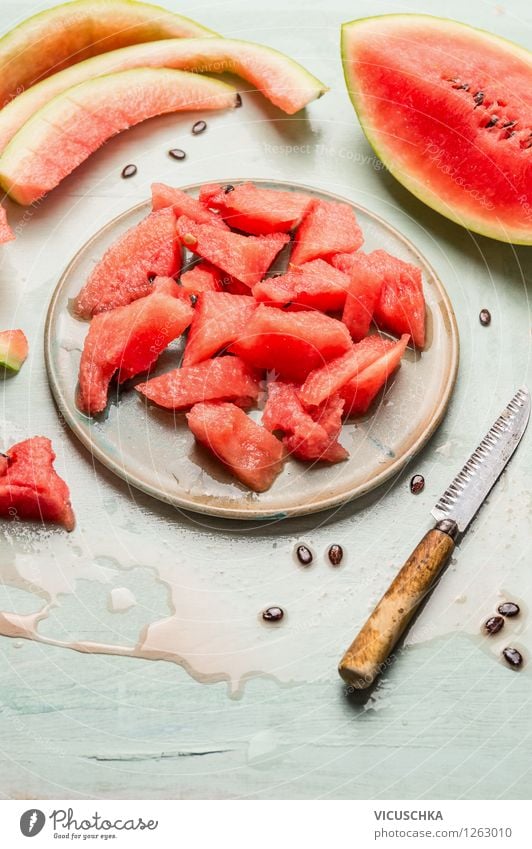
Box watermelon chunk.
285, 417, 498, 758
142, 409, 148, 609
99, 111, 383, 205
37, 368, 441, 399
176, 215, 289, 286
136, 356, 261, 410
291, 199, 363, 265
0, 329, 28, 372
78, 277, 193, 414
341, 253, 384, 341
263, 381, 347, 463
183, 291, 257, 366
371, 250, 425, 348
74, 208, 180, 318
253, 259, 350, 312
180, 263, 223, 297
0, 436, 75, 530
199, 181, 313, 235
340, 334, 410, 415
229, 304, 352, 382
299, 335, 394, 408
151, 183, 228, 228
0, 205, 14, 243
187, 401, 284, 491
331, 252, 358, 274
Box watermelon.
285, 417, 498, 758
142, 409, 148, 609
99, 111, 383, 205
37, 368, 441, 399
291, 199, 364, 265
0, 206, 14, 243
0, 329, 28, 373
0, 0, 215, 110
262, 381, 347, 463
342, 14, 532, 245
176, 216, 289, 286
0, 69, 238, 205
183, 292, 257, 367
180, 263, 223, 297
0, 436, 75, 530
137, 356, 260, 410
199, 182, 314, 235
253, 259, 350, 312
187, 401, 284, 492
331, 253, 358, 275
74, 208, 179, 318
299, 335, 393, 408
341, 253, 383, 341
151, 183, 228, 229
371, 250, 425, 348
78, 277, 193, 414
229, 304, 352, 382
340, 334, 409, 415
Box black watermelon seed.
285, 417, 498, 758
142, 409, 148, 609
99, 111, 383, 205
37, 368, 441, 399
235, 93, 243, 108
485, 115, 499, 128
479, 309, 491, 326
169, 148, 186, 161
498, 601, 520, 618
189, 294, 198, 306
473, 91, 485, 107
296, 545, 313, 566
328, 544, 344, 566
224, 184, 235, 194
121, 164, 137, 179
262, 606, 284, 623
502, 647, 523, 668
410, 474, 425, 494
192, 120, 207, 135
484, 615, 504, 635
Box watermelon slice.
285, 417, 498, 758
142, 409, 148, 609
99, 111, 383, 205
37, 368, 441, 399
371, 250, 425, 348
183, 292, 257, 366
187, 401, 284, 491
263, 381, 347, 463
340, 334, 409, 416
176, 216, 289, 286
291, 199, 364, 265
0, 206, 14, 243
78, 277, 193, 414
151, 183, 228, 229
74, 208, 179, 318
136, 356, 260, 410
229, 304, 352, 382
341, 253, 384, 341
0, 329, 29, 373
0, 69, 238, 205
180, 263, 223, 297
199, 182, 314, 235
0, 436, 75, 530
342, 15, 532, 245
253, 259, 350, 312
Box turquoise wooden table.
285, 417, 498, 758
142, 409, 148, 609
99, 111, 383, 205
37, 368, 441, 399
0, 0, 531, 800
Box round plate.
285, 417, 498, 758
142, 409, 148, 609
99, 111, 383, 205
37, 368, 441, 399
45, 180, 459, 520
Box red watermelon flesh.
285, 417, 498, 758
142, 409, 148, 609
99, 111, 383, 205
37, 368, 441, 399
253, 259, 350, 312
199, 181, 313, 235
176, 215, 289, 286
262, 381, 347, 463
229, 304, 352, 382
342, 252, 384, 341
183, 291, 257, 367
187, 401, 284, 492
180, 262, 223, 297
341, 334, 409, 416
291, 199, 363, 265
0, 206, 14, 243
371, 250, 425, 348
151, 183, 228, 228
299, 335, 393, 408
136, 356, 261, 410
0, 436, 75, 530
74, 208, 180, 318
78, 277, 193, 414
331, 252, 358, 274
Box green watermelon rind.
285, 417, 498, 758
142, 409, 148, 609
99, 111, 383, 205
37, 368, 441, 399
341, 13, 532, 245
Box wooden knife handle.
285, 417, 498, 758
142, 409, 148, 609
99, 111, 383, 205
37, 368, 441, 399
338, 520, 457, 690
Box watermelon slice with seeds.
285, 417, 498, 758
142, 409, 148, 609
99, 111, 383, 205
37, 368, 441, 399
341, 252, 384, 341
176, 215, 289, 286
340, 334, 410, 416
183, 291, 257, 366
74, 208, 180, 318
187, 401, 284, 491
199, 181, 313, 235
151, 183, 228, 228
0, 436, 75, 530
291, 199, 363, 265
371, 250, 425, 349
253, 259, 350, 312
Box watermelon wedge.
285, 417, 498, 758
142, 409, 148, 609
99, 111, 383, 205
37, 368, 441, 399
0, 436, 75, 530
371, 250, 425, 348
229, 304, 352, 382
200, 182, 314, 234
187, 401, 284, 491
0, 206, 14, 243
183, 292, 257, 367
136, 356, 260, 410
152, 183, 228, 228
78, 277, 193, 414
340, 334, 409, 416
0, 0, 215, 110
342, 14, 532, 244
253, 259, 350, 312
341, 253, 384, 341
0, 69, 238, 205
180, 263, 223, 297
0, 329, 29, 373
176, 216, 289, 286
291, 199, 364, 265
74, 208, 179, 318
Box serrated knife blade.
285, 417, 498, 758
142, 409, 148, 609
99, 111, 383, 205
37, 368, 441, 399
431, 386, 530, 533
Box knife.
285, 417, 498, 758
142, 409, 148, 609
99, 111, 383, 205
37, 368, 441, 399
338, 386, 530, 690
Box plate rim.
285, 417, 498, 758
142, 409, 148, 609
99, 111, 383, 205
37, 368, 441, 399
45, 178, 460, 520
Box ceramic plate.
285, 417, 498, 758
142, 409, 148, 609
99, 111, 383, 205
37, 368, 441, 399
45, 180, 459, 520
